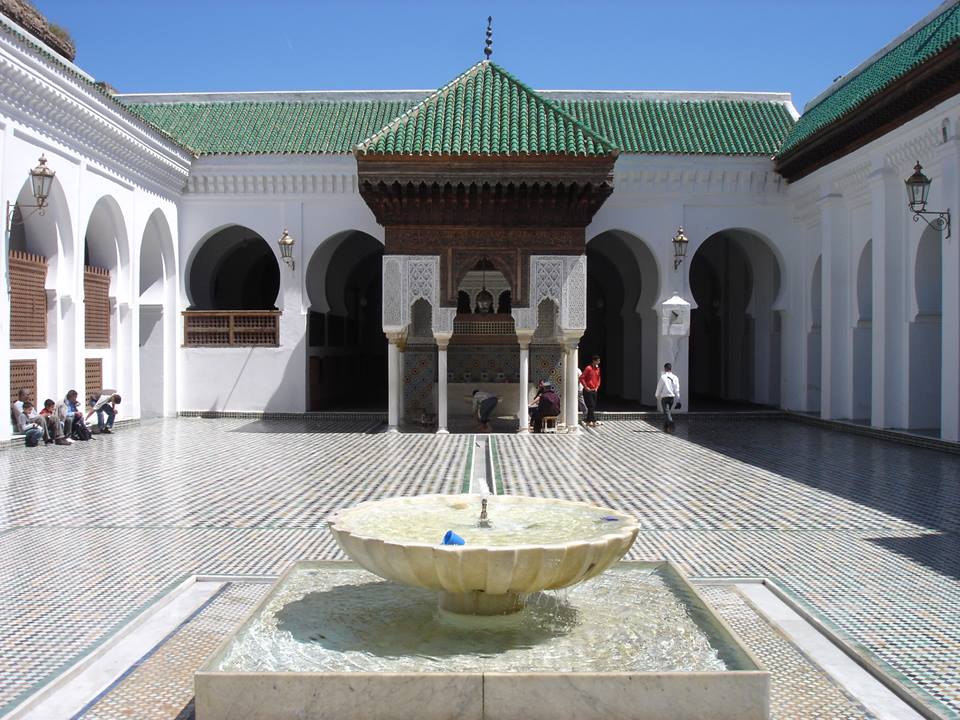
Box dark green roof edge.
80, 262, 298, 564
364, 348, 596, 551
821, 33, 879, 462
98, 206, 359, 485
779, 3, 960, 156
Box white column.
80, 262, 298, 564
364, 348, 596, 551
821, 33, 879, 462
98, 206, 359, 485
565, 340, 580, 432
386, 335, 400, 432
938, 140, 960, 441
869, 165, 909, 429
435, 335, 450, 434
517, 333, 532, 432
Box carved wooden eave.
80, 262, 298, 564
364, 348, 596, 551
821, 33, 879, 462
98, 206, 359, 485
776, 41, 960, 183
356, 154, 616, 227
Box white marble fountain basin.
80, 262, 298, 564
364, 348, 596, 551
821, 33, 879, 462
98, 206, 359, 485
328, 494, 639, 614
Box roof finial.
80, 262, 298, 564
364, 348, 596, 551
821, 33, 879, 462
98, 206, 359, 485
484, 16, 493, 60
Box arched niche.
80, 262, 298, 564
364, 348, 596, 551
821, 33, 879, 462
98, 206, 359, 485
909, 226, 942, 429
8, 176, 73, 288
306, 230, 382, 315
84, 195, 129, 296
585, 230, 659, 404
807, 256, 822, 412
853, 241, 873, 420
456, 258, 510, 315
139, 209, 176, 419
689, 229, 782, 407
915, 227, 942, 318
188, 225, 279, 310
304, 230, 385, 410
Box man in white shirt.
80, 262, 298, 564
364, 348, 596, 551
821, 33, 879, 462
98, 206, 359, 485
471, 390, 498, 433
654, 363, 681, 433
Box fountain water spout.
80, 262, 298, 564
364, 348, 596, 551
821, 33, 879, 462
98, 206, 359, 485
478, 498, 491, 528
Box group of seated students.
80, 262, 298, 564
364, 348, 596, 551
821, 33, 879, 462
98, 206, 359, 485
10, 388, 121, 447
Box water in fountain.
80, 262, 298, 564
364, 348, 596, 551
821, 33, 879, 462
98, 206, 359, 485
216, 563, 748, 674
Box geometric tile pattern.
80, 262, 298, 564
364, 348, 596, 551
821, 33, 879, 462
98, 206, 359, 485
698, 586, 876, 720
78, 582, 271, 720
0, 417, 958, 717
495, 419, 960, 717
0, 419, 469, 715
77, 581, 876, 720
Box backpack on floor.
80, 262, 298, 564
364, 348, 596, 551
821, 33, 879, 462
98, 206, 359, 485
72, 423, 92, 441
24, 432, 39, 447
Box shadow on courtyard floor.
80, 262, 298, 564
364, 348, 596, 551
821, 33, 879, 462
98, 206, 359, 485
672, 417, 960, 535
229, 419, 386, 434
868, 533, 960, 581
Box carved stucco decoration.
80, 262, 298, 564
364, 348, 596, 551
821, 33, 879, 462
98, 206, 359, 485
382, 255, 447, 334
527, 255, 587, 334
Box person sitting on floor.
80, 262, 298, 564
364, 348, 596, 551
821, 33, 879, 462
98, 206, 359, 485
86, 390, 121, 434
58, 390, 92, 441
10, 388, 29, 430
15, 401, 46, 447
529, 380, 561, 433
39, 399, 70, 445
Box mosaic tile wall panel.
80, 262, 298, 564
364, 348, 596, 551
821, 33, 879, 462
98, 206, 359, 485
529, 345, 563, 394
402, 345, 437, 422
447, 345, 520, 383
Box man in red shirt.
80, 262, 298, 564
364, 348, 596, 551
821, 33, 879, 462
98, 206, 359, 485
580, 355, 601, 427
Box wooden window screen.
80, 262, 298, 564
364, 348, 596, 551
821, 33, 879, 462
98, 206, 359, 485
8, 250, 48, 348
10, 360, 37, 408
183, 310, 281, 347
85, 358, 103, 400
84, 265, 111, 348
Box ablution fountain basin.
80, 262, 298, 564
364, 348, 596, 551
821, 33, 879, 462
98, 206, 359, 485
328, 494, 639, 615
195, 494, 769, 720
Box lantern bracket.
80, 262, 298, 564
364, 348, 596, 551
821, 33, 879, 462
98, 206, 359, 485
911, 209, 951, 239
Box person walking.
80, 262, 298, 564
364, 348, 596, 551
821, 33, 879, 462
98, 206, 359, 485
654, 363, 681, 433
580, 355, 601, 427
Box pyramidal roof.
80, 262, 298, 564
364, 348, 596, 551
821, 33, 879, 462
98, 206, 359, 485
355, 61, 618, 157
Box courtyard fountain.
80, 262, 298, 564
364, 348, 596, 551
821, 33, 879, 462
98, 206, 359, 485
196, 494, 769, 719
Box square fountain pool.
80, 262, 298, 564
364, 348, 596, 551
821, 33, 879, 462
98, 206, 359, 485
196, 561, 769, 719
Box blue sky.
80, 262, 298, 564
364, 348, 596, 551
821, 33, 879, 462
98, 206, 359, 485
34, 0, 945, 111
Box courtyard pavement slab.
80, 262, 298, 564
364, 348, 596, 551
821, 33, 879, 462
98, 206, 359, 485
0, 417, 957, 717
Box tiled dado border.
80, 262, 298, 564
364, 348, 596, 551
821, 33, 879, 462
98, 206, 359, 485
784, 412, 960, 455
593, 410, 959, 454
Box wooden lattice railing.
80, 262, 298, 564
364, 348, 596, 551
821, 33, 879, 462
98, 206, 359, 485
9, 250, 47, 349
183, 310, 281, 347
84, 265, 111, 348
454, 314, 516, 336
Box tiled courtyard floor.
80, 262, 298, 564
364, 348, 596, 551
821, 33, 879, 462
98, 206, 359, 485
0, 417, 958, 717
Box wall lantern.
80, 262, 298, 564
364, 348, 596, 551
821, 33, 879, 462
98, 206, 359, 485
6, 155, 55, 232
672, 226, 689, 271
905, 161, 951, 239
278, 228, 295, 270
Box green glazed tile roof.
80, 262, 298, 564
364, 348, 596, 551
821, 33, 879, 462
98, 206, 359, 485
125, 100, 416, 155
356, 61, 617, 156
557, 98, 794, 155
124, 93, 794, 158
780, 3, 960, 155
